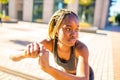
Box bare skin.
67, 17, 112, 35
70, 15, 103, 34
10, 14, 89, 80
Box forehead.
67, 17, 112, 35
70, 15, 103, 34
61, 14, 79, 26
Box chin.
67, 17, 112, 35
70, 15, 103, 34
67, 42, 76, 47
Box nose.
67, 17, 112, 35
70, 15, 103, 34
70, 31, 78, 38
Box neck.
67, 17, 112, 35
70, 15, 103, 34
57, 41, 70, 53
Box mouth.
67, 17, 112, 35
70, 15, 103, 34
68, 38, 76, 44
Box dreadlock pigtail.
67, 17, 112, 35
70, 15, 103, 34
48, 17, 56, 39
52, 13, 65, 39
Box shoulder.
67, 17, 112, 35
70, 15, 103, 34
39, 38, 53, 52
75, 40, 88, 52
74, 40, 89, 59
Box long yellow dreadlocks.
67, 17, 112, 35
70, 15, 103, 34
48, 9, 78, 39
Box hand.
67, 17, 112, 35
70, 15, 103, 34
24, 42, 40, 58
10, 42, 40, 61
38, 45, 49, 71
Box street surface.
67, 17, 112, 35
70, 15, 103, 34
0, 21, 120, 80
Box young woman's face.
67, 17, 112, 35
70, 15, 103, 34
57, 14, 79, 47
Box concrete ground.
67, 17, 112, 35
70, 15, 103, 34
0, 21, 120, 80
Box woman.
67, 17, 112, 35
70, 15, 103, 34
11, 9, 90, 80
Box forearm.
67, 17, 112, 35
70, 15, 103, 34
9, 51, 26, 61
44, 66, 86, 80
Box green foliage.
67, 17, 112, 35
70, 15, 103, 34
115, 14, 120, 23
79, 0, 92, 6
0, 0, 8, 4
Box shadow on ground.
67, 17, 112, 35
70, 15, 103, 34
10, 40, 31, 46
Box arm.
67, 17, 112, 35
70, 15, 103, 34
9, 50, 26, 61
44, 66, 86, 80
39, 55, 86, 80
39, 44, 89, 80
76, 51, 89, 80
10, 42, 40, 61
46, 54, 89, 80
10, 39, 53, 61
76, 44, 89, 80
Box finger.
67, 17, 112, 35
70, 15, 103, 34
40, 47, 49, 57
30, 43, 34, 53
39, 46, 44, 56
39, 52, 43, 56
34, 42, 40, 53
42, 46, 44, 51
25, 44, 30, 55
38, 44, 43, 52
42, 45, 46, 52
39, 46, 44, 57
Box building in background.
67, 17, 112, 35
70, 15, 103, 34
7, 0, 110, 29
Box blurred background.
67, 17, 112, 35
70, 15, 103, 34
0, 0, 120, 31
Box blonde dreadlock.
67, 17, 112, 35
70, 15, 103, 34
48, 9, 78, 39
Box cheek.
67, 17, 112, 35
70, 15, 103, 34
58, 30, 64, 38
58, 30, 70, 38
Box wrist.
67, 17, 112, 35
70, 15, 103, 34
41, 65, 53, 73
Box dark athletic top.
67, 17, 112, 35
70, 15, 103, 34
53, 38, 77, 71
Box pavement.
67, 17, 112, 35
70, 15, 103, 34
0, 21, 120, 80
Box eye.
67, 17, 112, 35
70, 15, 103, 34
66, 28, 71, 31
